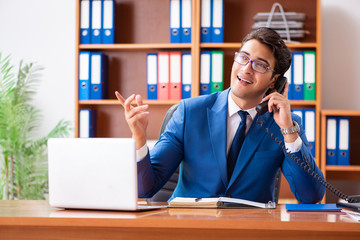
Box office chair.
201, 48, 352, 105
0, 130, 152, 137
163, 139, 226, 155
147, 104, 282, 204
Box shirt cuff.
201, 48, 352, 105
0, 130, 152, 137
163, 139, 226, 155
284, 136, 302, 153
136, 144, 148, 162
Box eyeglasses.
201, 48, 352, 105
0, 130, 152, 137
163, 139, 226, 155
234, 52, 277, 74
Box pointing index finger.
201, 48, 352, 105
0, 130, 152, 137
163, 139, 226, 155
115, 91, 125, 106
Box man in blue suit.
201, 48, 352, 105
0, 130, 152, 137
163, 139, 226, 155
116, 28, 325, 204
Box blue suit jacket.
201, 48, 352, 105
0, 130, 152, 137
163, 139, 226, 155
138, 89, 325, 203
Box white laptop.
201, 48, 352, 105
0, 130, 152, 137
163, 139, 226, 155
48, 138, 165, 211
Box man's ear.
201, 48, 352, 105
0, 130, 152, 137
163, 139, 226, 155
269, 74, 280, 89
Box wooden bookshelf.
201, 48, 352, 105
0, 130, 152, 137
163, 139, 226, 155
75, 0, 322, 202
320, 110, 360, 202
321, 110, 360, 178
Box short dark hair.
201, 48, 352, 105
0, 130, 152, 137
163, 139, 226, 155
241, 28, 292, 76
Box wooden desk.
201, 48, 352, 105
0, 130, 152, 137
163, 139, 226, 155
0, 200, 359, 240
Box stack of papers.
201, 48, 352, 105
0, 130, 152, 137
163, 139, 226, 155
252, 3, 308, 42
340, 209, 360, 222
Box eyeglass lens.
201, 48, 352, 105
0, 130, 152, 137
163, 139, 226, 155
234, 53, 269, 74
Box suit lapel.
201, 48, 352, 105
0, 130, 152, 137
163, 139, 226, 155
208, 89, 229, 187
228, 111, 275, 188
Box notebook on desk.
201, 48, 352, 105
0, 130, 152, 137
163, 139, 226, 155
47, 138, 165, 211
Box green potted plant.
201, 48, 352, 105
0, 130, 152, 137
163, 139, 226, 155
0, 53, 72, 200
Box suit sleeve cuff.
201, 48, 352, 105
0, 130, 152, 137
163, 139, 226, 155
285, 136, 302, 153
136, 144, 148, 162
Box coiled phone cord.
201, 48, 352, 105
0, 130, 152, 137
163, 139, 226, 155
256, 116, 360, 203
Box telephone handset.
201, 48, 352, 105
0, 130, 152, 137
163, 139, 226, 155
254, 76, 359, 204
255, 76, 287, 115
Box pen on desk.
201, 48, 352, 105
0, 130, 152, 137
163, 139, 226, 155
195, 198, 202, 202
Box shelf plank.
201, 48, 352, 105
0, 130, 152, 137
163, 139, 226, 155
287, 43, 319, 48
78, 100, 317, 106
290, 100, 317, 106
321, 109, 360, 116
79, 100, 180, 106
200, 42, 318, 49
326, 165, 360, 171
325, 165, 360, 180
81, 42, 319, 50
80, 43, 192, 50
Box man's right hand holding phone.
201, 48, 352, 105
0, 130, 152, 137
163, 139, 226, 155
115, 91, 149, 150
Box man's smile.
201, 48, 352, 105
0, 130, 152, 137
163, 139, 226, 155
237, 75, 253, 84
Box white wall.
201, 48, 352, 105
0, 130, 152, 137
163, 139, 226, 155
0, 0, 76, 139
321, 0, 360, 202
322, 0, 360, 109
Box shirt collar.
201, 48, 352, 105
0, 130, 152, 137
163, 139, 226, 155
227, 91, 257, 120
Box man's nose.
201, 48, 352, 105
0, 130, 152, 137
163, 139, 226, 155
242, 61, 253, 73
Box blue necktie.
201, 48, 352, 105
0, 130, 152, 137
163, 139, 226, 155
227, 110, 248, 181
